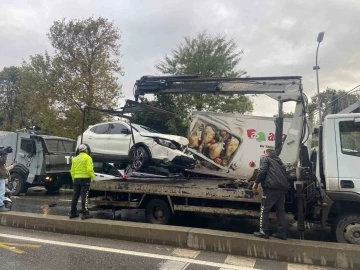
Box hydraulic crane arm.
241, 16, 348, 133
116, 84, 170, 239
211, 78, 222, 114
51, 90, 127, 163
133, 75, 308, 166
134, 75, 302, 102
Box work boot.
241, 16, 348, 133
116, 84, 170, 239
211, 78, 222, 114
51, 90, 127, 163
272, 232, 287, 240
81, 212, 93, 220
69, 212, 79, 219
0, 206, 10, 212
253, 231, 269, 239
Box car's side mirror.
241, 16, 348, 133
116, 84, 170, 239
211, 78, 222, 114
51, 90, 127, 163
121, 129, 131, 135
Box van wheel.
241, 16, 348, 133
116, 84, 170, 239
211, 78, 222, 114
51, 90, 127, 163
130, 146, 150, 171
10, 173, 28, 196
145, 199, 172, 225
332, 213, 360, 244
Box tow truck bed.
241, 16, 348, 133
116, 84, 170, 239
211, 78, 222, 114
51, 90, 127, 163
90, 177, 258, 202
88, 177, 269, 225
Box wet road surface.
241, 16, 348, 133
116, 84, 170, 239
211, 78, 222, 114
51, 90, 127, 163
0, 227, 338, 270
11, 187, 333, 243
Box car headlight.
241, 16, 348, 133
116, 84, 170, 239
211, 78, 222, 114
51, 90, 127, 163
155, 138, 178, 150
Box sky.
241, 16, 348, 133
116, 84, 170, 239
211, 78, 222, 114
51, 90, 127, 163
1, 0, 359, 117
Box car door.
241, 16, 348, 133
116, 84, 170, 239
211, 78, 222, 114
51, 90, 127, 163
87, 124, 111, 157
105, 123, 132, 159
335, 118, 360, 193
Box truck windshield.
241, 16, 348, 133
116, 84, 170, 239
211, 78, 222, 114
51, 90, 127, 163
339, 121, 360, 156
131, 124, 159, 134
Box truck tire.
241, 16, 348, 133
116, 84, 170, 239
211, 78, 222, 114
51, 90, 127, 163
332, 213, 360, 244
145, 199, 172, 225
130, 146, 150, 171
44, 178, 63, 193
10, 173, 28, 196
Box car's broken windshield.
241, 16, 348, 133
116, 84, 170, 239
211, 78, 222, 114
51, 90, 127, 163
131, 124, 159, 133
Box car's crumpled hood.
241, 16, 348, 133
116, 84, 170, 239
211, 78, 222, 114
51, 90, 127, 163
139, 132, 189, 146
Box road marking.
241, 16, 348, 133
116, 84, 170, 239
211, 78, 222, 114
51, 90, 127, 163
171, 248, 200, 258
0, 233, 256, 270
158, 260, 190, 270
59, 199, 72, 202
0, 242, 41, 254
225, 255, 256, 268
287, 264, 327, 270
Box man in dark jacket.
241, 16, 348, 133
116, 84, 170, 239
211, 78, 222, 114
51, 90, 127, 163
252, 148, 289, 240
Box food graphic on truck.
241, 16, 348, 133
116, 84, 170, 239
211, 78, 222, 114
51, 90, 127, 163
187, 112, 291, 178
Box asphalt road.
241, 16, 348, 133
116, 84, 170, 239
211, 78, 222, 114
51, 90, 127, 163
0, 227, 339, 270
11, 187, 332, 243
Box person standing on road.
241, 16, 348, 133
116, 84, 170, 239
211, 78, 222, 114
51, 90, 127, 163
69, 144, 95, 219
0, 153, 11, 212
252, 148, 289, 240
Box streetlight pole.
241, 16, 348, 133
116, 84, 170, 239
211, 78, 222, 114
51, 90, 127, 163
313, 32, 325, 124
313, 31, 327, 194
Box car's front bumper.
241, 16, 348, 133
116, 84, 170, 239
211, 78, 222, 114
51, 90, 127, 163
148, 143, 196, 170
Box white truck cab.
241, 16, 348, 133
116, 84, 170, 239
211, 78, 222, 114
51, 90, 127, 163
324, 114, 360, 194
321, 113, 360, 244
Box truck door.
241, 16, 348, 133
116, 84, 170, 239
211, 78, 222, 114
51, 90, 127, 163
18, 138, 43, 184
335, 118, 360, 193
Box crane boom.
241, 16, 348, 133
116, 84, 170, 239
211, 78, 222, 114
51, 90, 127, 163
134, 75, 302, 102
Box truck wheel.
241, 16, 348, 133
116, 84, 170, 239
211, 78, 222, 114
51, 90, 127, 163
10, 173, 28, 196
332, 213, 360, 244
44, 181, 63, 193
145, 199, 172, 225
130, 146, 150, 171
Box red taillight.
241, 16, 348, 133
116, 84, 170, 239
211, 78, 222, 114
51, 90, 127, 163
123, 173, 128, 179
249, 161, 255, 167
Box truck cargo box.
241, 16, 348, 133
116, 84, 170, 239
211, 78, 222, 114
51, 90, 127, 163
187, 112, 292, 179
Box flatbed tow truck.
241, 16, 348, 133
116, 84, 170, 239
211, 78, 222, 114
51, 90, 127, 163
88, 75, 360, 245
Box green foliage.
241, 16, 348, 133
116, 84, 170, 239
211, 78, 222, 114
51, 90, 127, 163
133, 31, 253, 136
0, 66, 22, 130
308, 88, 360, 123
0, 17, 123, 139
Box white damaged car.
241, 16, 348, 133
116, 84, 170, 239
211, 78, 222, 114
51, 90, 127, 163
77, 121, 196, 172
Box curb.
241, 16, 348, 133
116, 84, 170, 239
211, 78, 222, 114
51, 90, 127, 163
0, 212, 359, 269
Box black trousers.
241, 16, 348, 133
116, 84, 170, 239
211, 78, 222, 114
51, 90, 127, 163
71, 178, 90, 213
260, 189, 287, 234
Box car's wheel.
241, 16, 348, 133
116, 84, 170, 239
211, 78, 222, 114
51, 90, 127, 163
145, 198, 172, 225
130, 146, 150, 171
10, 173, 28, 196
332, 213, 360, 244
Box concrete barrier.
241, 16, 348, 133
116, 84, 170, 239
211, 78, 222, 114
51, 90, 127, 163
1, 212, 359, 269
0, 212, 189, 247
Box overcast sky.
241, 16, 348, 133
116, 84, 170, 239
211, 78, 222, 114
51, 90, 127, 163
1, 0, 359, 116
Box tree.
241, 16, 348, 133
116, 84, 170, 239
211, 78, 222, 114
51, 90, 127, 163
308, 88, 360, 123
0, 66, 22, 130
134, 31, 253, 136
21, 17, 123, 138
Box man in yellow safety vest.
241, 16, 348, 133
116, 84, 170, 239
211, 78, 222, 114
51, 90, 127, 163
69, 144, 95, 219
